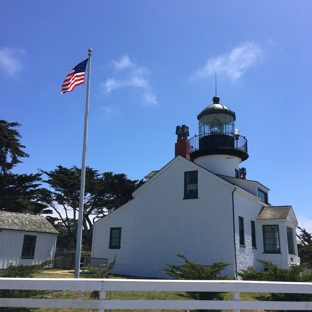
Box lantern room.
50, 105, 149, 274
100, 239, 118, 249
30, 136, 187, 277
189, 95, 249, 177
198, 95, 236, 150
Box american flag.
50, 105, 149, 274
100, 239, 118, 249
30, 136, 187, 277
61, 59, 88, 94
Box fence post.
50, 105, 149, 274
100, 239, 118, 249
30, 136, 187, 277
232, 291, 240, 312
99, 288, 106, 312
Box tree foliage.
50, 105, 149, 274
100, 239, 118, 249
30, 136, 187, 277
0, 120, 50, 214
297, 227, 312, 267
40, 166, 144, 249
0, 173, 50, 213
51, 217, 76, 250
0, 120, 29, 174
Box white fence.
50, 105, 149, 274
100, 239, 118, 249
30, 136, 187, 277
1, 278, 312, 311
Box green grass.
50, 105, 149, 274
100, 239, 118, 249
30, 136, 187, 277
33, 269, 74, 278
26, 269, 266, 312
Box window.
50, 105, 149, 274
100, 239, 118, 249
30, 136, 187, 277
239, 217, 245, 246
263, 225, 280, 253
109, 227, 121, 249
287, 226, 295, 255
21, 235, 37, 259
251, 221, 256, 248
258, 189, 268, 204
184, 171, 198, 199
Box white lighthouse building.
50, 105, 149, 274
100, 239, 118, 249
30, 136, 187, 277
91, 94, 299, 278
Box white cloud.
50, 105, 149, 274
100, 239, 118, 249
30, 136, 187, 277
102, 78, 120, 93
0, 47, 26, 76
112, 55, 135, 70
101, 74, 149, 93
143, 92, 158, 106
128, 74, 149, 88
191, 41, 263, 82
101, 55, 157, 106
101, 105, 114, 114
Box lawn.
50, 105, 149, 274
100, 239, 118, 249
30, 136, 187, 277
23, 269, 266, 312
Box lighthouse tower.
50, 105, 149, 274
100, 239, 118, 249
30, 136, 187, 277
189, 95, 248, 177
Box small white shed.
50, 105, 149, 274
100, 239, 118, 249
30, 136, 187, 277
0, 211, 58, 269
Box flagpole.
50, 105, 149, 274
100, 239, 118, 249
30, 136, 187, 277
74, 48, 92, 278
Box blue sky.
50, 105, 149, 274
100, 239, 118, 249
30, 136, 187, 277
1, 1, 312, 231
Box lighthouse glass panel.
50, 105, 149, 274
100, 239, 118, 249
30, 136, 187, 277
184, 171, 198, 199
199, 115, 235, 138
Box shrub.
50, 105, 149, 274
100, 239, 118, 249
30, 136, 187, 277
82, 256, 116, 299
81, 250, 91, 261
163, 253, 229, 308
0, 260, 53, 278
84, 255, 116, 278
238, 259, 312, 311
0, 260, 53, 312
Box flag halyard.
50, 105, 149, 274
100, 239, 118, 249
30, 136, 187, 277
61, 59, 88, 94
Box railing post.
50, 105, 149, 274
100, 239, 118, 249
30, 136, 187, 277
232, 291, 240, 312
99, 288, 106, 312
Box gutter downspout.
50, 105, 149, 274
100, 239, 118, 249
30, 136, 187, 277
232, 187, 238, 279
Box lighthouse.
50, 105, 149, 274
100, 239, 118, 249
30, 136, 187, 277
189, 95, 248, 177
93, 93, 300, 279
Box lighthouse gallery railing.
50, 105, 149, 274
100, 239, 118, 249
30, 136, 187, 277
189, 134, 248, 154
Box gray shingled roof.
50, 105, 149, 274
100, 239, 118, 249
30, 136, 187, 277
0, 211, 58, 234
257, 206, 292, 220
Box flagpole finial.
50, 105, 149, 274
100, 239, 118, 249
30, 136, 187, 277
88, 48, 92, 55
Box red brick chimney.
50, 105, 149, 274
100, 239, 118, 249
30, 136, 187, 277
175, 125, 190, 160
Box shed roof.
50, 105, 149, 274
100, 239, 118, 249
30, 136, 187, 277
257, 206, 292, 220
0, 211, 58, 234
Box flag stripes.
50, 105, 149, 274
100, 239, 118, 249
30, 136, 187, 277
61, 59, 88, 94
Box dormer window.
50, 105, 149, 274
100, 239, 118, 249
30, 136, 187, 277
258, 189, 268, 204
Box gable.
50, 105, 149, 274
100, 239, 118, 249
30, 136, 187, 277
286, 208, 298, 224
93, 156, 236, 235
93, 200, 134, 227
257, 206, 297, 224
0, 211, 58, 234
134, 156, 234, 197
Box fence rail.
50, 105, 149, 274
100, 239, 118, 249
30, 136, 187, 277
1, 278, 312, 311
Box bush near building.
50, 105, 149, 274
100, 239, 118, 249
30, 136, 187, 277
238, 259, 312, 310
